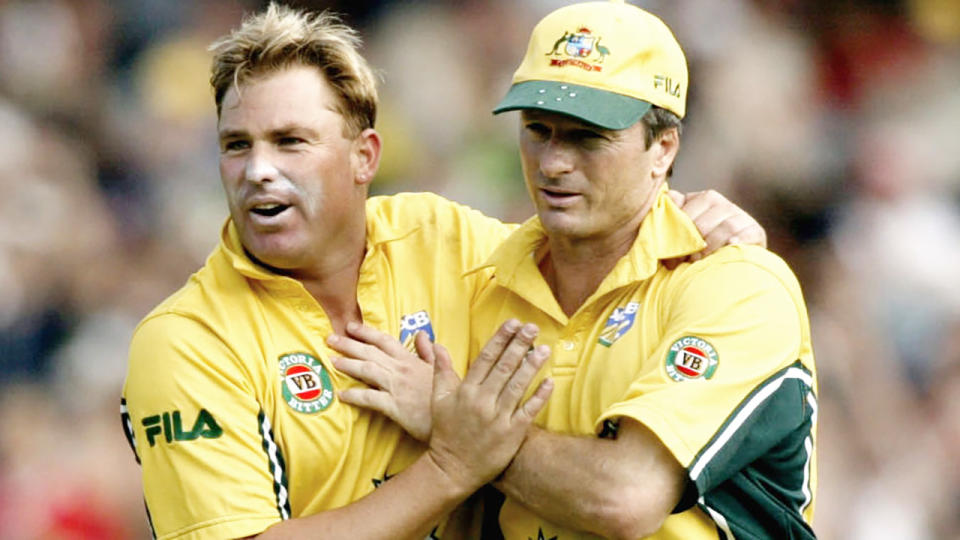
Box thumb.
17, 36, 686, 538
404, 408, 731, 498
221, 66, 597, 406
431, 343, 459, 402
414, 331, 435, 365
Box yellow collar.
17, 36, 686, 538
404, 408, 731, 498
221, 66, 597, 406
467, 184, 705, 321
219, 199, 422, 282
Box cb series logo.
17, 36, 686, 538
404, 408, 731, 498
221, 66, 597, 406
598, 302, 640, 347
399, 310, 435, 352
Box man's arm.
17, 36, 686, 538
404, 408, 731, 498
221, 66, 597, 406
669, 189, 767, 259
495, 420, 687, 540
256, 322, 553, 539
126, 316, 551, 540
331, 326, 685, 538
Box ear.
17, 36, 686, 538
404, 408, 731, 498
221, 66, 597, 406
352, 128, 382, 187
650, 127, 680, 179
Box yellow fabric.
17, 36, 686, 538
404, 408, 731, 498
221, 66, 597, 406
469, 189, 817, 539
510, 0, 688, 117
123, 192, 513, 540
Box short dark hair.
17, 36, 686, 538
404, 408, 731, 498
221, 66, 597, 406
641, 106, 682, 149
641, 106, 682, 176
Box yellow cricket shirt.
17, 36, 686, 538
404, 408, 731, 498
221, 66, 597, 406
122, 192, 512, 539
469, 187, 818, 539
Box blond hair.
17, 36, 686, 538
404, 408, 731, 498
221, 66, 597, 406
209, 2, 377, 137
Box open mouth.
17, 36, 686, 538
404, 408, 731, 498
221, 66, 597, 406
541, 188, 579, 200
250, 203, 290, 217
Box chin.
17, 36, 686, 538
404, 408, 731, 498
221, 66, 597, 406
243, 233, 309, 271
538, 213, 588, 238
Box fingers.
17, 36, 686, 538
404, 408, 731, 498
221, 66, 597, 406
479, 323, 539, 389
326, 332, 381, 364
431, 343, 460, 402
679, 189, 766, 260
514, 377, 554, 423
464, 319, 522, 386
729, 219, 767, 248
690, 202, 742, 242
676, 189, 713, 222
498, 344, 550, 412
344, 322, 409, 357
333, 356, 387, 388
414, 331, 435, 366
338, 387, 393, 414
693, 214, 763, 261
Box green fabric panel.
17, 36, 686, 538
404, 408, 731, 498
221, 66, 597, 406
691, 361, 817, 538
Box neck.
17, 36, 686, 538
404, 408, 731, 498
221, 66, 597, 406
287, 217, 368, 335
541, 217, 642, 317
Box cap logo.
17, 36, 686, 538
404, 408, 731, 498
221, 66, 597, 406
665, 336, 719, 382
279, 352, 335, 413
545, 27, 609, 72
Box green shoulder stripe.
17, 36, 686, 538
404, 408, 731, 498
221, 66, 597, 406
689, 360, 818, 538
690, 360, 814, 487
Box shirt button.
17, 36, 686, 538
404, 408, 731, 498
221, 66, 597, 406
561, 340, 575, 351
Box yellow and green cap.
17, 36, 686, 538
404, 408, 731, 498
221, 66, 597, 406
494, 0, 688, 130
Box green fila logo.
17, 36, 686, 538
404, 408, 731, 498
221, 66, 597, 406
665, 336, 719, 382
142, 409, 222, 447
279, 352, 335, 414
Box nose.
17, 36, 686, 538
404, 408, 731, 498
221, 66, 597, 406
538, 138, 575, 179
244, 147, 280, 184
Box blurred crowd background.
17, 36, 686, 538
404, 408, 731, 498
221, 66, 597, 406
0, 0, 958, 538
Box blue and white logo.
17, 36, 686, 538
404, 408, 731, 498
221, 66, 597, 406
399, 310, 435, 351
598, 302, 640, 347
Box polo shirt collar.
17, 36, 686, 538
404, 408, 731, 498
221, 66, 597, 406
469, 184, 705, 320
218, 203, 419, 283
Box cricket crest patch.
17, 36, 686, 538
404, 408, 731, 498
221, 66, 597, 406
665, 336, 719, 382
279, 352, 335, 413
598, 302, 640, 347
546, 26, 610, 72
399, 310, 435, 352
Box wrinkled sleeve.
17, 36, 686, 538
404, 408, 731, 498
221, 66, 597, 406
123, 313, 283, 540
596, 254, 812, 496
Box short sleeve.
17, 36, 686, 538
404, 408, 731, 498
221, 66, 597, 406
597, 250, 813, 495
122, 313, 282, 540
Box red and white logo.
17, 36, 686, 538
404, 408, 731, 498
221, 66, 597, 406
665, 337, 719, 382
278, 352, 335, 413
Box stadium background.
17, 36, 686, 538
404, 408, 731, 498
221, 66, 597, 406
0, 0, 958, 537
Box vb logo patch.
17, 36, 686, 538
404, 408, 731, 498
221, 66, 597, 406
665, 336, 719, 382
399, 310, 435, 352
279, 352, 335, 413
598, 302, 640, 347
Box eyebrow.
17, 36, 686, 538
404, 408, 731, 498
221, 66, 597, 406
218, 125, 318, 140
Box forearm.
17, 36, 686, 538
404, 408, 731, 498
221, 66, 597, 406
495, 422, 684, 539
256, 452, 469, 540
495, 426, 625, 536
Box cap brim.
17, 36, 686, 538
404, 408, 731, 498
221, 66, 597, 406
493, 80, 652, 130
